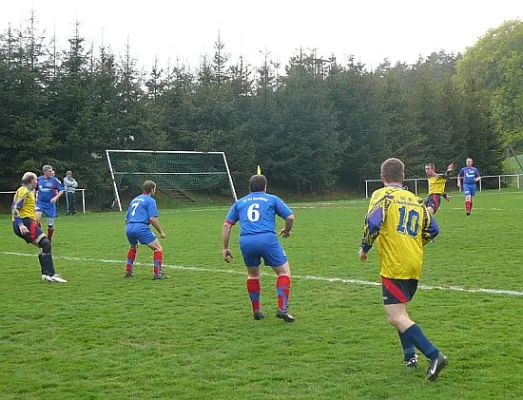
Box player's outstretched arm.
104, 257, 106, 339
440, 163, 456, 178
150, 217, 166, 238
280, 214, 295, 238
222, 222, 234, 263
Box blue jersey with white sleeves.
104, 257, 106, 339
126, 194, 158, 224
225, 192, 293, 236
459, 167, 480, 185
36, 176, 64, 203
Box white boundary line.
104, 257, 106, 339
2, 251, 523, 297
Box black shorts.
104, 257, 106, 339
426, 194, 442, 213
13, 218, 43, 244
381, 277, 418, 305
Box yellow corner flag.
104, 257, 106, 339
257, 165, 262, 175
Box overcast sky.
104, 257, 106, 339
1, 0, 521, 71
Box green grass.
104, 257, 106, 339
1, 190, 523, 399
504, 154, 523, 174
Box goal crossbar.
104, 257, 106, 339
114, 172, 228, 175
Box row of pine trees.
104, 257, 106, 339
2, 14, 519, 201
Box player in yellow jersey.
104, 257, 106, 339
11, 172, 67, 283
424, 162, 455, 215
359, 158, 447, 381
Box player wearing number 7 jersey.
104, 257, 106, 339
222, 174, 296, 322
359, 158, 448, 381
124, 180, 167, 280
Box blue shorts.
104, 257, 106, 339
13, 219, 44, 243
463, 184, 476, 196
382, 277, 418, 305
239, 232, 288, 268
425, 194, 442, 213
36, 201, 57, 218
126, 223, 157, 246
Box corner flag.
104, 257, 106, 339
257, 165, 262, 175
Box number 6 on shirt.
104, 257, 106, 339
247, 203, 260, 222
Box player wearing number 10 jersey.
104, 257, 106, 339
124, 180, 167, 280
222, 174, 296, 322
359, 158, 448, 381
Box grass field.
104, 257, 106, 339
1, 190, 523, 399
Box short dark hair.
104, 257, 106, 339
249, 175, 267, 192
381, 158, 404, 184
142, 180, 156, 194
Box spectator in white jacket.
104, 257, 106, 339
63, 171, 79, 215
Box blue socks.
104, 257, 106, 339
398, 330, 416, 361
403, 324, 439, 360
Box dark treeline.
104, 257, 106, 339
2, 14, 519, 200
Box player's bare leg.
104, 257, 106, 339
148, 240, 168, 279
247, 266, 263, 320
273, 262, 295, 322
35, 211, 43, 228
125, 244, 138, 277
385, 304, 447, 380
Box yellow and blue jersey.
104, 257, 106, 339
427, 176, 447, 195
11, 186, 37, 224
361, 185, 439, 280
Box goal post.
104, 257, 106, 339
106, 150, 238, 211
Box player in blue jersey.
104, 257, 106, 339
35, 165, 64, 241
222, 174, 296, 322
457, 157, 480, 216
124, 180, 167, 280
359, 158, 448, 381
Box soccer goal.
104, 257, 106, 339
106, 150, 238, 211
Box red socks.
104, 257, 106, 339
246, 276, 292, 313
126, 248, 137, 273
465, 201, 472, 213
153, 250, 163, 275
47, 226, 54, 241
247, 278, 261, 312
276, 275, 291, 312
126, 249, 163, 276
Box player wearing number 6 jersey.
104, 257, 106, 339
359, 158, 448, 381
124, 180, 167, 280
222, 174, 296, 322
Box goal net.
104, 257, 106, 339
106, 150, 237, 211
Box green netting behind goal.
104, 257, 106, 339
106, 151, 236, 208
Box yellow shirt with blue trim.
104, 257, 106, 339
427, 175, 447, 195
11, 186, 36, 223
361, 185, 439, 280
